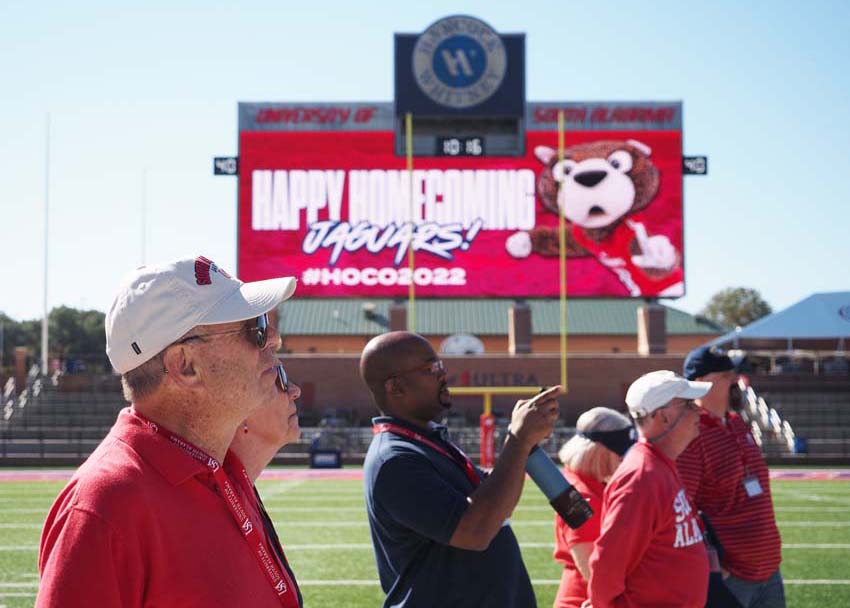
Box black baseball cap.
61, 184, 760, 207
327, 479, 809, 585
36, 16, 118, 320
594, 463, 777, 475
683, 345, 736, 380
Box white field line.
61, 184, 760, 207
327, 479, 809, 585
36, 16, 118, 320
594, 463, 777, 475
264, 505, 553, 512
784, 579, 850, 585
782, 543, 850, 549
278, 520, 850, 528
0, 498, 56, 504
258, 492, 366, 498
259, 487, 364, 494
775, 506, 849, 512
772, 492, 850, 506
5, 520, 850, 530
777, 522, 850, 527
4, 579, 850, 593
256, 481, 305, 499
3, 541, 850, 552
0, 583, 37, 588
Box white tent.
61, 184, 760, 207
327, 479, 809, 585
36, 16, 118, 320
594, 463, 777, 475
710, 291, 850, 351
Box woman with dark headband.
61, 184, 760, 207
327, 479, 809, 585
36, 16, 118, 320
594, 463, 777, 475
552, 407, 635, 608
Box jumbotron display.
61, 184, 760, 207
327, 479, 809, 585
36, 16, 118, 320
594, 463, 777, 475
237, 101, 684, 298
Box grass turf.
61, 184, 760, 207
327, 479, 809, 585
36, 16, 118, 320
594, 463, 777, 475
0, 478, 848, 607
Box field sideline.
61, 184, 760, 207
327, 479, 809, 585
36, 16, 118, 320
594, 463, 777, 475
1, 474, 848, 607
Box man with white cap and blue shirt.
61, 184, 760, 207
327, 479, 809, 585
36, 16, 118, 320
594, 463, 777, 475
37, 255, 303, 608
587, 370, 711, 608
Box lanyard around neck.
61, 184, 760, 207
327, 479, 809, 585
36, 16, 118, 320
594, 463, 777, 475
134, 411, 300, 607
373, 422, 481, 487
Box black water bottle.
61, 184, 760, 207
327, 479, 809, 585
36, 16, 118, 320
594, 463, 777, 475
526, 445, 593, 529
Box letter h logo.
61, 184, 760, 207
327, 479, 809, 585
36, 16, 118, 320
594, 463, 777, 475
440, 50, 474, 77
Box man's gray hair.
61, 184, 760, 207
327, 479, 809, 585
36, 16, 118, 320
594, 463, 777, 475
121, 351, 166, 403
558, 407, 633, 481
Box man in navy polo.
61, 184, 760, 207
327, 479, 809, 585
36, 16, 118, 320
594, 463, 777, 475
360, 331, 560, 607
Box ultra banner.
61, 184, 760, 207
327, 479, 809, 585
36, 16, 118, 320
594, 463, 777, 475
238, 130, 683, 297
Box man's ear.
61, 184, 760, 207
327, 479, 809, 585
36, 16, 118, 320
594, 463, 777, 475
162, 346, 202, 390
384, 377, 404, 399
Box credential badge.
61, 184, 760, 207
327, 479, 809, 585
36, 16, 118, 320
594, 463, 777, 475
413, 15, 507, 109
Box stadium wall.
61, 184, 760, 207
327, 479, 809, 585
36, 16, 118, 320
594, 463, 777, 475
281, 334, 711, 355
283, 353, 688, 423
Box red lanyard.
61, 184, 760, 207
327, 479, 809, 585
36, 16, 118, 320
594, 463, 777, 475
135, 412, 300, 607
373, 422, 481, 487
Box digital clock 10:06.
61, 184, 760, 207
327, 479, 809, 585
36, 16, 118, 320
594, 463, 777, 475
437, 136, 484, 157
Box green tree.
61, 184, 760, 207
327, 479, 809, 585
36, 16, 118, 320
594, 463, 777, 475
0, 313, 39, 369
48, 306, 106, 358
0, 307, 107, 370
700, 287, 772, 329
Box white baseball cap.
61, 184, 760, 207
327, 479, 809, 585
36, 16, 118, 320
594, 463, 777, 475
625, 370, 712, 418
105, 256, 296, 374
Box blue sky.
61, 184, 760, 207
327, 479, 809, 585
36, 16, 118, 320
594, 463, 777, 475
1, 0, 848, 322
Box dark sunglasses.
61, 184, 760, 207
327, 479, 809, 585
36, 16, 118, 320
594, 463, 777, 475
176, 313, 270, 349
275, 364, 289, 393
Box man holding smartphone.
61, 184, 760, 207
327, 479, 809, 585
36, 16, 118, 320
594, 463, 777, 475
360, 331, 561, 608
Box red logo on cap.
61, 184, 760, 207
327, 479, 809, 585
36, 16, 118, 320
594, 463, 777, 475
194, 256, 232, 285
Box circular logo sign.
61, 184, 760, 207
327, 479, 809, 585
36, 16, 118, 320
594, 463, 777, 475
838, 305, 850, 322
413, 16, 507, 109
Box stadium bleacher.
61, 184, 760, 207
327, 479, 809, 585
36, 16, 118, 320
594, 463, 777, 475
2, 367, 848, 465
0, 371, 578, 465
760, 389, 850, 459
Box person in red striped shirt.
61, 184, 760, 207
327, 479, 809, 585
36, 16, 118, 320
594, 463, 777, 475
677, 346, 785, 608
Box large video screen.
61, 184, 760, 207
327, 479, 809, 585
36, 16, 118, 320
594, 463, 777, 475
238, 113, 683, 298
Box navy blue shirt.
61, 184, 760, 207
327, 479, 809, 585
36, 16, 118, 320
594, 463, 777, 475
364, 416, 536, 608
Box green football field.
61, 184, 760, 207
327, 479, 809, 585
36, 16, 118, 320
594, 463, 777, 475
1, 476, 849, 607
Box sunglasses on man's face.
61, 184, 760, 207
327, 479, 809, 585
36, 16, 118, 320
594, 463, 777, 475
176, 313, 270, 349
275, 364, 289, 393
387, 359, 446, 381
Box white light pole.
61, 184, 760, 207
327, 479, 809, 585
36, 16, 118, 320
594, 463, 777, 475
141, 168, 148, 265
41, 114, 51, 376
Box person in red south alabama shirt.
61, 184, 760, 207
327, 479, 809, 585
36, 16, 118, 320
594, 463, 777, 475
553, 407, 635, 608
587, 371, 710, 608
677, 346, 785, 608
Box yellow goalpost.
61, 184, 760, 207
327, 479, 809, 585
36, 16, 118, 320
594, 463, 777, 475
405, 111, 570, 464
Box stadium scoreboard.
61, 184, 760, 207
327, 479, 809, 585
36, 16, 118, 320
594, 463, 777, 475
234, 15, 690, 299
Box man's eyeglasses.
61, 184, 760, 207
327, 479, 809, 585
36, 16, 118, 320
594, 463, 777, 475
680, 400, 699, 411
176, 313, 270, 349
387, 359, 446, 380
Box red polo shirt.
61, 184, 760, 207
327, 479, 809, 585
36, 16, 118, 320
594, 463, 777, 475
553, 468, 604, 608
588, 441, 708, 608
37, 407, 300, 608
677, 410, 782, 581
